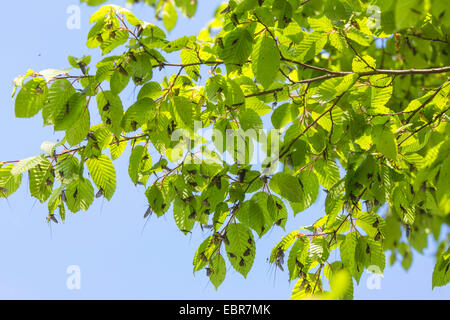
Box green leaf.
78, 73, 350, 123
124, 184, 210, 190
173, 197, 195, 233
395, 0, 424, 30
96, 91, 124, 137
15, 78, 47, 118
272, 0, 292, 28
432, 248, 450, 289
110, 139, 127, 160
325, 178, 345, 216
313, 74, 357, 104
236, 192, 273, 237
225, 223, 255, 278
100, 30, 129, 55
269, 172, 302, 203
314, 159, 341, 190
193, 236, 218, 272
55, 92, 87, 131
436, 157, 450, 214
86, 154, 116, 200
175, 0, 197, 18
0, 165, 22, 198
129, 52, 153, 85
110, 69, 130, 94
287, 237, 308, 280
42, 79, 75, 127
352, 55, 376, 73
11, 156, 46, 176
238, 108, 263, 132
219, 27, 253, 67
251, 35, 280, 89
346, 28, 371, 46
290, 171, 319, 215
270, 230, 298, 263
367, 239, 385, 273
48, 185, 64, 216
28, 157, 54, 203
180, 48, 200, 81
65, 177, 95, 213
145, 184, 169, 217
66, 107, 90, 146
122, 98, 155, 133
372, 125, 398, 160
138, 82, 162, 100
163, 1, 178, 32
329, 268, 353, 300
128, 145, 152, 185
340, 232, 358, 281
208, 253, 226, 290
295, 31, 327, 62
271, 103, 298, 129
309, 236, 330, 263
172, 96, 195, 131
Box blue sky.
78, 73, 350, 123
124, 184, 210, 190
0, 0, 448, 299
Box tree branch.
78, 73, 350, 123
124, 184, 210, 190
398, 105, 450, 147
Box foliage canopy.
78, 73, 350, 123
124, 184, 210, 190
2, 0, 450, 299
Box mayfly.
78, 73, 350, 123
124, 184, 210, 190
275, 259, 284, 272
61, 190, 67, 203
103, 102, 110, 112
144, 206, 152, 219
141, 206, 153, 236
136, 25, 144, 37
78, 62, 87, 75
96, 188, 104, 199
365, 200, 373, 213
86, 132, 97, 141
237, 169, 247, 183
200, 224, 213, 232
47, 214, 58, 224
200, 252, 208, 262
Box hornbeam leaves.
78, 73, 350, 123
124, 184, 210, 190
219, 27, 253, 67
29, 157, 54, 203
432, 247, 450, 289
66, 177, 95, 213
180, 48, 200, 81
122, 98, 155, 133
269, 172, 302, 203
128, 145, 152, 185
15, 78, 47, 118
208, 253, 226, 290
372, 125, 398, 161
86, 154, 116, 200
252, 35, 280, 89
4, 1, 450, 299
43, 79, 76, 127
11, 156, 46, 176
0, 165, 22, 198
236, 192, 273, 237
97, 91, 124, 137
225, 223, 255, 278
